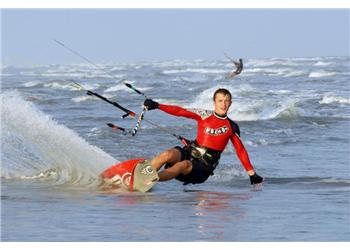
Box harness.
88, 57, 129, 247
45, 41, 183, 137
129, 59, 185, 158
187, 141, 221, 172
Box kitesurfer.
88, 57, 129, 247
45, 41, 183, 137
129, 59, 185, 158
143, 88, 263, 185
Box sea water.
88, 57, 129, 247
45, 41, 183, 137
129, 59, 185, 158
1, 57, 349, 241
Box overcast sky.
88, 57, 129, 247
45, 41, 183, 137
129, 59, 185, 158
1, 9, 349, 65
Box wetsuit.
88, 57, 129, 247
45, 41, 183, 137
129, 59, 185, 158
159, 104, 254, 184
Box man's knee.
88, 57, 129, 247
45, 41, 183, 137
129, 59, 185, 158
159, 148, 180, 162
180, 160, 192, 175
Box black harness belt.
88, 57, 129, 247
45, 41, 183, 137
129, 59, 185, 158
188, 141, 221, 170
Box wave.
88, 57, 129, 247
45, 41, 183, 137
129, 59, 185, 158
19, 66, 125, 79
23, 80, 100, 91
175, 75, 208, 83
23, 80, 42, 87
72, 92, 116, 103
1, 90, 117, 187
71, 94, 115, 103
243, 68, 265, 73
283, 70, 307, 77
314, 61, 335, 66
309, 71, 338, 78
267, 90, 293, 95
290, 57, 327, 62
40, 72, 94, 78
109, 66, 126, 72
243, 67, 306, 77
187, 85, 304, 122
43, 81, 80, 90
104, 84, 152, 93
319, 95, 350, 105
245, 137, 298, 147
246, 59, 298, 67
189, 84, 257, 103
162, 68, 227, 74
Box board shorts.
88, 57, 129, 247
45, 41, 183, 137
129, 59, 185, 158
165, 145, 219, 185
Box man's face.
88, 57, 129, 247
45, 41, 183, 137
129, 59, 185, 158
214, 93, 232, 116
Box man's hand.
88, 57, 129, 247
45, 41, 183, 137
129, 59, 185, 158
249, 172, 263, 185
143, 99, 159, 111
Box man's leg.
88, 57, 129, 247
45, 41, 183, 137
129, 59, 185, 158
150, 148, 182, 171
158, 160, 192, 181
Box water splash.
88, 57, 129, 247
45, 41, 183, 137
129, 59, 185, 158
1, 90, 117, 187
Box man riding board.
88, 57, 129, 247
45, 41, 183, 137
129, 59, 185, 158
143, 88, 263, 186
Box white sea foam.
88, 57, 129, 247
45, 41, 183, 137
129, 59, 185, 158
244, 67, 299, 77
176, 75, 208, 83
309, 71, 338, 78
109, 66, 126, 71
25, 64, 125, 79
291, 57, 325, 62
229, 99, 300, 122
43, 81, 77, 90
186, 84, 302, 121
23, 80, 100, 91
72, 95, 95, 103
208, 165, 246, 183
246, 139, 269, 147
104, 84, 152, 93
283, 70, 307, 77
268, 90, 293, 95
271, 128, 294, 135
319, 95, 350, 104
20, 71, 39, 76
72, 93, 115, 103
1, 90, 117, 185
162, 68, 227, 74
104, 84, 130, 92
314, 61, 334, 66
247, 59, 298, 67
23, 80, 43, 87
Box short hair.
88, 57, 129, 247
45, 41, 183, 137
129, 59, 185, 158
213, 88, 232, 101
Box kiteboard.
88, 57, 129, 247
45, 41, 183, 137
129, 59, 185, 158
100, 158, 159, 193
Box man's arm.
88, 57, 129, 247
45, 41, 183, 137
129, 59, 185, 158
231, 133, 254, 172
159, 104, 202, 121
231, 133, 263, 184
144, 99, 202, 121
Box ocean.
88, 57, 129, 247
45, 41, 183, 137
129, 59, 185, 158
1, 56, 349, 241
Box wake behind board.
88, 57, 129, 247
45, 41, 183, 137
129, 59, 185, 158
100, 158, 159, 193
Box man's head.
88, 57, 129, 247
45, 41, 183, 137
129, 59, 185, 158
213, 88, 232, 116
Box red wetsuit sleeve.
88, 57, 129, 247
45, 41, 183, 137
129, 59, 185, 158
159, 104, 201, 121
231, 133, 254, 171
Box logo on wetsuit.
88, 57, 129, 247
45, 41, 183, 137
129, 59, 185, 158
205, 125, 229, 136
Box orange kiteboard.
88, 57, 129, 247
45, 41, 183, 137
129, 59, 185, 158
100, 158, 159, 192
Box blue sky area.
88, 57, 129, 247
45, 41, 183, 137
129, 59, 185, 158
1, 9, 349, 65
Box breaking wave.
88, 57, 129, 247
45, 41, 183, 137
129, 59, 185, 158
309, 71, 338, 78
319, 95, 350, 105
187, 84, 305, 122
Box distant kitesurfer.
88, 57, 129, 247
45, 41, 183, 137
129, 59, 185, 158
227, 58, 243, 79
143, 88, 263, 186
224, 53, 243, 79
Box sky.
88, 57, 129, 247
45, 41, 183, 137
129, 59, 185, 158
1, 9, 349, 65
